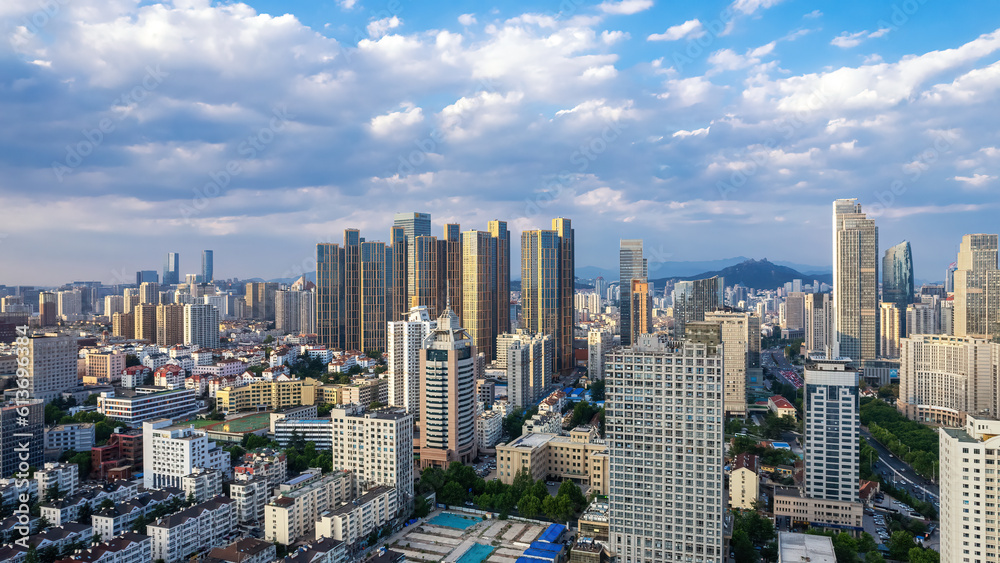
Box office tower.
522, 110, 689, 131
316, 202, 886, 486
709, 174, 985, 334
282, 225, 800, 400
156, 303, 185, 346
939, 415, 1000, 563
412, 235, 439, 315
419, 308, 476, 468
945, 261, 958, 294
594, 276, 607, 300
784, 292, 806, 330
607, 323, 725, 563
359, 241, 387, 352
906, 303, 938, 337
133, 303, 156, 342
275, 289, 302, 333
299, 290, 315, 334
136, 270, 159, 285
317, 242, 345, 350
804, 357, 859, 503
139, 281, 160, 305
387, 306, 436, 412
521, 218, 575, 372
103, 295, 124, 317
619, 239, 647, 347
112, 312, 134, 339
437, 224, 463, 320
705, 310, 760, 416
882, 241, 914, 339
330, 405, 415, 502
25, 335, 78, 402
164, 252, 180, 285
587, 329, 613, 380
496, 331, 552, 407
202, 250, 214, 282
389, 226, 408, 322
143, 419, 229, 489
804, 293, 833, 355
38, 292, 56, 326
488, 220, 511, 336
57, 290, 81, 318
394, 212, 432, 306
184, 303, 220, 349
832, 199, 879, 361
245, 281, 278, 322
630, 280, 652, 338
878, 303, 901, 358
953, 234, 1000, 339
462, 230, 497, 361
672, 276, 724, 337
2, 400, 44, 477
123, 287, 139, 313
897, 335, 993, 426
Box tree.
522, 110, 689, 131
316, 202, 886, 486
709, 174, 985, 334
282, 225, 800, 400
24, 545, 39, 563
99, 499, 115, 511
78, 502, 93, 524
33, 515, 51, 534
413, 495, 431, 518
909, 547, 940, 563
588, 379, 605, 402
440, 481, 466, 506
185, 492, 196, 507
518, 494, 541, 519
557, 480, 587, 512
732, 529, 756, 563
369, 401, 385, 410
889, 531, 915, 561
832, 532, 859, 563
131, 513, 147, 534
366, 349, 382, 359
84, 393, 99, 406
856, 532, 878, 554
418, 467, 445, 494
865, 552, 885, 563
45, 484, 61, 502
125, 354, 141, 367
227, 445, 246, 466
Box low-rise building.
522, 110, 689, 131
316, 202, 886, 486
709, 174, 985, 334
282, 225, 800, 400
149, 497, 236, 563
97, 387, 199, 423
264, 470, 354, 545
496, 427, 609, 495
45, 423, 96, 453
92, 489, 185, 541
181, 468, 224, 503
0, 523, 93, 563
274, 418, 333, 450
777, 532, 835, 563
728, 453, 760, 511
40, 481, 141, 526
315, 486, 398, 545
772, 487, 863, 533
767, 395, 797, 421
35, 462, 80, 499
269, 405, 319, 433
476, 410, 503, 454
280, 537, 347, 563
216, 379, 306, 413
205, 537, 276, 563
90, 429, 142, 481
577, 498, 610, 541
522, 411, 563, 435
233, 449, 287, 491
51, 532, 151, 563
153, 364, 186, 390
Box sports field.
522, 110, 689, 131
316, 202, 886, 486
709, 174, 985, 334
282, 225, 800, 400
205, 412, 271, 433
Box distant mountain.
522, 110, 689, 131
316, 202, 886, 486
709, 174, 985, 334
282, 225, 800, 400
578, 257, 830, 283
649, 258, 833, 290
267, 272, 317, 285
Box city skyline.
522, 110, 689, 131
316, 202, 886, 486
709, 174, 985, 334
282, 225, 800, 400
3, 2, 1000, 284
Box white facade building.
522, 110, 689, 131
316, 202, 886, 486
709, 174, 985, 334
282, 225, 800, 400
183, 303, 220, 349
330, 406, 414, 503
143, 419, 231, 490
804, 356, 859, 503
149, 497, 235, 563
386, 306, 435, 412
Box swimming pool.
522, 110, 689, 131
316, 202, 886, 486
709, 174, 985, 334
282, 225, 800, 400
428, 513, 480, 530
456, 543, 495, 563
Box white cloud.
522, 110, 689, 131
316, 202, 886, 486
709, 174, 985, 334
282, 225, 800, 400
601, 30, 629, 44
598, 0, 654, 15
730, 0, 785, 16
369, 105, 424, 136
803, 10, 822, 18
458, 13, 476, 26
831, 28, 891, 48
367, 16, 401, 39
582, 65, 618, 80
954, 174, 996, 187
647, 19, 704, 42
672, 127, 710, 138
708, 41, 776, 72
338, 0, 357, 9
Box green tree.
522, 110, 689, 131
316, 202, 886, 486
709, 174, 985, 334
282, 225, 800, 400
557, 480, 587, 512
40, 544, 60, 563
413, 495, 431, 518
45, 484, 61, 502
125, 354, 141, 367
908, 547, 940, 563
889, 531, 915, 560
510, 468, 534, 500
99, 498, 115, 511
131, 514, 147, 534
518, 494, 541, 518
24, 545, 40, 563
33, 515, 52, 533
84, 393, 99, 406
418, 466, 445, 494
440, 481, 466, 506
832, 532, 859, 563
588, 379, 605, 401
78, 502, 93, 524
732, 529, 756, 563
856, 533, 878, 554
865, 552, 885, 563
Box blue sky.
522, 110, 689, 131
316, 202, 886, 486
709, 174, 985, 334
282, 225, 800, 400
2, 0, 999, 285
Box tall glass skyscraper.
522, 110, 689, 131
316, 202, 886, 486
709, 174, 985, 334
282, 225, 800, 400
521, 218, 574, 372
393, 211, 432, 307
163, 252, 180, 285
202, 250, 214, 282
882, 240, 913, 339
619, 239, 646, 347
832, 199, 879, 361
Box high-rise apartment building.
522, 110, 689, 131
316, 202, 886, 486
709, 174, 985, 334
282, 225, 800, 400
878, 303, 901, 359
394, 212, 432, 306
184, 303, 220, 349
953, 234, 1000, 339
202, 250, 214, 283
619, 239, 647, 347
488, 220, 511, 337
906, 302, 938, 337
804, 356, 859, 503
360, 241, 388, 352
245, 282, 278, 322
317, 242, 345, 350
419, 308, 476, 468
275, 289, 316, 335
330, 405, 415, 502
438, 224, 463, 320
389, 226, 408, 322
521, 218, 575, 372
139, 282, 160, 305
317, 230, 391, 352
133, 303, 156, 342
412, 235, 439, 315
784, 292, 806, 331
163, 252, 180, 285
344, 229, 362, 350
38, 292, 57, 326
705, 310, 760, 416
882, 241, 914, 338
104, 295, 125, 317
462, 230, 497, 361
672, 276, 724, 337
112, 312, 135, 340
497, 331, 552, 407
142, 419, 230, 489
897, 335, 994, 426
587, 329, 613, 380
631, 280, 652, 339
85, 351, 125, 385
386, 306, 436, 412
940, 414, 1000, 563
832, 199, 879, 361
25, 335, 78, 402
123, 288, 140, 314
2, 400, 44, 477
607, 323, 725, 563
156, 303, 185, 346
804, 293, 833, 356
57, 290, 81, 318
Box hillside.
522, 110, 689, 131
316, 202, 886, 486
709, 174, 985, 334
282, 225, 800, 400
650, 258, 832, 290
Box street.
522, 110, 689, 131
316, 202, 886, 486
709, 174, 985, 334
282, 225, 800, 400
862, 430, 939, 503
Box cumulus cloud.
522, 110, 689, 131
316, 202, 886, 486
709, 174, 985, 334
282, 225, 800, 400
367, 16, 402, 39
954, 174, 996, 187
731, 0, 786, 16
831, 28, 891, 48
648, 19, 704, 41
598, 0, 654, 15
458, 14, 476, 26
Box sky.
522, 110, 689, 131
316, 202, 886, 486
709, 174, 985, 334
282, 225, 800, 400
2, 0, 999, 286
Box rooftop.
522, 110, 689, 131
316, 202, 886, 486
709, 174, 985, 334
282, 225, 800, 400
778, 531, 835, 563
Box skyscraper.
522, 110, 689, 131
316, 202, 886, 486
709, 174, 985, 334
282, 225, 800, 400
184, 303, 220, 349
393, 211, 432, 307
945, 261, 958, 294
139, 281, 160, 305
163, 252, 180, 285
882, 240, 914, 340
953, 233, 1000, 339
804, 356, 859, 503
317, 242, 345, 350
389, 226, 408, 321
521, 218, 575, 373
804, 293, 833, 355
387, 306, 436, 412
246, 282, 278, 321
134, 304, 156, 342
155, 303, 185, 346
607, 323, 725, 562
832, 199, 879, 361
878, 303, 901, 359
202, 250, 214, 283
496, 331, 552, 407
412, 235, 439, 315
25, 336, 78, 402
461, 230, 497, 361
359, 241, 387, 352
38, 292, 56, 327
488, 220, 511, 337
1, 400, 44, 476
419, 308, 477, 468
672, 276, 724, 337
630, 279, 651, 339
705, 310, 760, 416
619, 239, 646, 347
438, 224, 463, 319
136, 270, 159, 285
897, 334, 993, 426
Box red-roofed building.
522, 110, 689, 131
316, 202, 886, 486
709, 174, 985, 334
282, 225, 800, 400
153, 364, 185, 389
729, 453, 760, 510
768, 395, 797, 420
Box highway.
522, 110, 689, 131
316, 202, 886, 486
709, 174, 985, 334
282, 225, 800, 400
862, 429, 939, 503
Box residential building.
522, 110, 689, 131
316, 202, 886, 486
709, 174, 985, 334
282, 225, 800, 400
630, 280, 652, 340
184, 303, 220, 349
767, 396, 797, 420
705, 310, 760, 416
461, 229, 499, 361
97, 387, 198, 423
134, 303, 157, 342
587, 329, 613, 381
55, 532, 152, 563
497, 427, 609, 495
280, 537, 347, 563
216, 378, 306, 413
672, 277, 724, 338
476, 409, 503, 453
84, 351, 125, 385
181, 467, 223, 503
832, 198, 879, 361
804, 356, 859, 503
24, 335, 78, 402
330, 405, 414, 502
418, 308, 477, 468
521, 218, 575, 372
229, 477, 269, 525
619, 239, 646, 347
953, 233, 1000, 339
728, 453, 759, 511
139, 282, 160, 305
607, 324, 725, 563
206, 538, 276, 563
386, 306, 435, 412
393, 211, 432, 310
35, 462, 80, 499
896, 335, 994, 427
142, 419, 231, 490
153, 364, 185, 389
275, 418, 333, 449
90, 429, 143, 481
907, 302, 939, 337
149, 497, 235, 563
44, 423, 95, 453
497, 331, 552, 408
939, 414, 1000, 563
112, 311, 135, 340
315, 486, 398, 545
156, 303, 186, 346
878, 302, 901, 358
246, 282, 279, 322
265, 470, 354, 545
1, 400, 43, 478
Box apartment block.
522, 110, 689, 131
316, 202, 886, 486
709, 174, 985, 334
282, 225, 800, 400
316, 486, 398, 545
330, 406, 414, 502
496, 427, 609, 495
143, 419, 231, 490
149, 497, 236, 563
98, 387, 198, 423
265, 470, 355, 545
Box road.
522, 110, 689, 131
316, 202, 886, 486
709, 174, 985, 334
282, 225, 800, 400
762, 348, 802, 390
862, 429, 939, 503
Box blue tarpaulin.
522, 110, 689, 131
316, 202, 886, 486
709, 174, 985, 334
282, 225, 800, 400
538, 523, 566, 544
